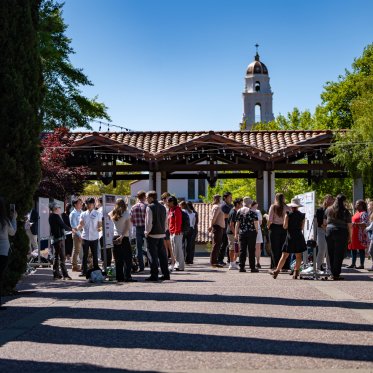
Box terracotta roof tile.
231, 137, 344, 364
67, 130, 334, 158
194, 203, 212, 243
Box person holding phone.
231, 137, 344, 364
49, 202, 75, 280
0, 197, 17, 310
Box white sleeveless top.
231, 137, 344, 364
112, 211, 131, 237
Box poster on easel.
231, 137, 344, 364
295, 191, 316, 241
295, 191, 316, 265
38, 197, 51, 241
102, 194, 132, 249
35, 197, 64, 266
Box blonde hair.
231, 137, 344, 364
112, 198, 127, 221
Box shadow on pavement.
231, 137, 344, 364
37, 306, 373, 332
0, 359, 156, 372
21, 290, 373, 310
8, 323, 373, 362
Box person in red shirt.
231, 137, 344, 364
347, 199, 369, 269
167, 196, 185, 271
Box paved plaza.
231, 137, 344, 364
0, 249, 373, 372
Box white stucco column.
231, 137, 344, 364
256, 171, 274, 212
155, 172, 162, 197
268, 171, 275, 209
353, 178, 364, 202
148, 172, 154, 191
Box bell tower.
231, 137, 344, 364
242, 44, 274, 130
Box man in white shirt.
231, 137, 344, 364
69, 198, 83, 272
77, 197, 102, 276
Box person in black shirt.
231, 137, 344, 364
49, 202, 75, 280
227, 198, 243, 270
270, 198, 306, 279
218, 192, 233, 266
235, 197, 259, 273
324, 194, 352, 280
61, 203, 73, 260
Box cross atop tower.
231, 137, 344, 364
255, 43, 260, 61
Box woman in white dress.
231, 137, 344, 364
251, 201, 263, 269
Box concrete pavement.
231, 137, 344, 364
0, 250, 372, 372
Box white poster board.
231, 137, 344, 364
102, 194, 130, 248
35, 197, 64, 266
38, 197, 64, 241
295, 191, 316, 241
38, 197, 50, 240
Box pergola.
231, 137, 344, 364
65, 129, 350, 209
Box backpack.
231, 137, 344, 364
181, 211, 190, 235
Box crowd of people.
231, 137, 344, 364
208, 192, 373, 281
46, 191, 201, 282
26, 191, 373, 282
1, 190, 373, 294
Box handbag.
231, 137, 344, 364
89, 269, 105, 283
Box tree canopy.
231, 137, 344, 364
39, 0, 110, 130
37, 127, 89, 200
0, 0, 43, 292
327, 44, 373, 192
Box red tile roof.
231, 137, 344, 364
67, 130, 334, 158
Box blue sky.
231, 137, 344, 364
62, 0, 373, 132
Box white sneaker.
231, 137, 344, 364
303, 266, 314, 274
168, 265, 174, 272
228, 263, 238, 270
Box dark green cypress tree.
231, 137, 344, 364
0, 0, 43, 293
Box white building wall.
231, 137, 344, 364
130, 179, 150, 197
130, 175, 207, 202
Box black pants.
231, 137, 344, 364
82, 239, 99, 274
147, 237, 170, 279
218, 231, 229, 263
326, 227, 348, 277
185, 227, 196, 263
0, 255, 8, 306
269, 224, 287, 269
239, 231, 257, 270
113, 236, 132, 281
210, 225, 223, 265
351, 249, 365, 266
65, 234, 73, 257
52, 240, 69, 278
100, 236, 112, 268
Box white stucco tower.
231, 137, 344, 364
242, 46, 274, 130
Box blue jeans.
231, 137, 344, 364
351, 249, 365, 266
135, 226, 145, 270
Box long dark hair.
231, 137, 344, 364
0, 196, 9, 229
64, 203, 72, 215
180, 201, 192, 213
329, 194, 347, 220
187, 201, 196, 213
112, 198, 127, 221
273, 193, 286, 217
355, 199, 367, 212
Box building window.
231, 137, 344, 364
198, 178, 206, 200
255, 103, 261, 123
188, 179, 195, 200
255, 81, 260, 92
